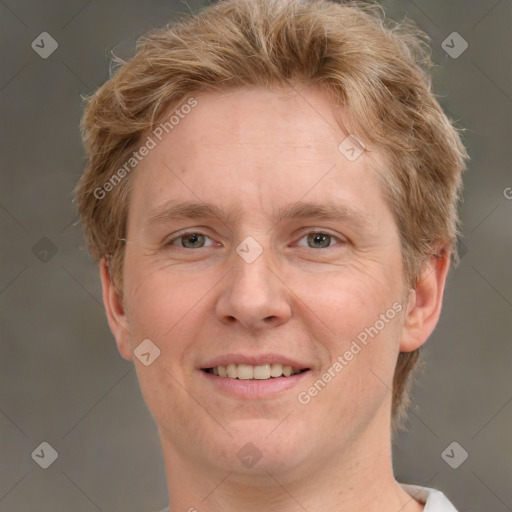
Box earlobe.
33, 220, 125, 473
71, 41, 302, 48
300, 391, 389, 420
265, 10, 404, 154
99, 258, 133, 361
399, 250, 451, 352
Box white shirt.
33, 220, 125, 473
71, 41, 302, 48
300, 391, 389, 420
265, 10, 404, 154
156, 486, 459, 511
401, 484, 459, 511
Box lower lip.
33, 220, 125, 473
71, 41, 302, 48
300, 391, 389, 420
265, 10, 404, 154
200, 369, 310, 399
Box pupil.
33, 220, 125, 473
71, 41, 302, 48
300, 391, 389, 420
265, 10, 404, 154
185, 233, 202, 247
309, 233, 330, 248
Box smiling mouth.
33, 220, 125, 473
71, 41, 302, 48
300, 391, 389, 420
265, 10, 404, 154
203, 363, 309, 380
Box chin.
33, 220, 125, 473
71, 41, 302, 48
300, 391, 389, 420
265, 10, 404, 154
206, 421, 310, 475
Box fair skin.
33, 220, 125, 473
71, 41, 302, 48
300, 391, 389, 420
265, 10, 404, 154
100, 86, 449, 512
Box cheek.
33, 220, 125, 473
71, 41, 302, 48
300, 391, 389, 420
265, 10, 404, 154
121, 263, 205, 426
123, 253, 198, 342
300, 304, 402, 437
297, 264, 400, 337
123, 266, 207, 433
296, 267, 403, 392
133, 361, 213, 456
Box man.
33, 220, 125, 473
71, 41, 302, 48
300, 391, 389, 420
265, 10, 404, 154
75, 0, 468, 510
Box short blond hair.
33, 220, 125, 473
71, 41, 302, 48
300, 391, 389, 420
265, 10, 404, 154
74, 0, 468, 425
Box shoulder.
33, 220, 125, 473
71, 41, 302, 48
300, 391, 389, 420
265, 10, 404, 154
401, 484, 459, 511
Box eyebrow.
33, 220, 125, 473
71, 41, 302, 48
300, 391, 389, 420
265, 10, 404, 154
143, 199, 373, 231
143, 200, 242, 229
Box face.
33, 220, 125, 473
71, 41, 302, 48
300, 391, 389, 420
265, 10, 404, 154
102, 86, 434, 479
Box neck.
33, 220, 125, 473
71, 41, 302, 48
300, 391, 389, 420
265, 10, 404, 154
159, 412, 423, 512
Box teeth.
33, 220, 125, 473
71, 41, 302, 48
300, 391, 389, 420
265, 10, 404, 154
282, 365, 293, 377
270, 363, 283, 377
227, 363, 237, 378
207, 363, 303, 379
253, 364, 271, 380
237, 364, 253, 380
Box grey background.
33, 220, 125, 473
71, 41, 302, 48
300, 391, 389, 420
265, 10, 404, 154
0, 0, 511, 510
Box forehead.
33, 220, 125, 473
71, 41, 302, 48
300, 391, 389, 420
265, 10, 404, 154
128, 86, 391, 228
175, 86, 350, 157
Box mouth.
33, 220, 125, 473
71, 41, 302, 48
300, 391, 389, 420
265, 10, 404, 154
200, 357, 312, 399
202, 363, 309, 380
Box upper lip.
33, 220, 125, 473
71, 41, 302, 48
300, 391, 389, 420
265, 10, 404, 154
200, 353, 310, 370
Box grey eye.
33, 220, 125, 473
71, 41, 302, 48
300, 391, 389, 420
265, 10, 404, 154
169, 232, 213, 248
297, 232, 338, 249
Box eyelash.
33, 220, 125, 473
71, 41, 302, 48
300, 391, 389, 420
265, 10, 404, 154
164, 230, 345, 249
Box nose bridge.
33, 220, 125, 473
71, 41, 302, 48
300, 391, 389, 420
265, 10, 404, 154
215, 236, 291, 329
232, 238, 278, 306
234, 243, 274, 294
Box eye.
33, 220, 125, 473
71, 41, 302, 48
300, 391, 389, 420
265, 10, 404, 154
166, 232, 216, 249
296, 231, 343, 249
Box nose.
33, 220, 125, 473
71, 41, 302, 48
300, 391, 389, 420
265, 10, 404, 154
215, 245, 292, 331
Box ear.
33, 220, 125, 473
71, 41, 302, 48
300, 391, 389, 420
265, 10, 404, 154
99, 257, 133, 361
400, 248, 451, 352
